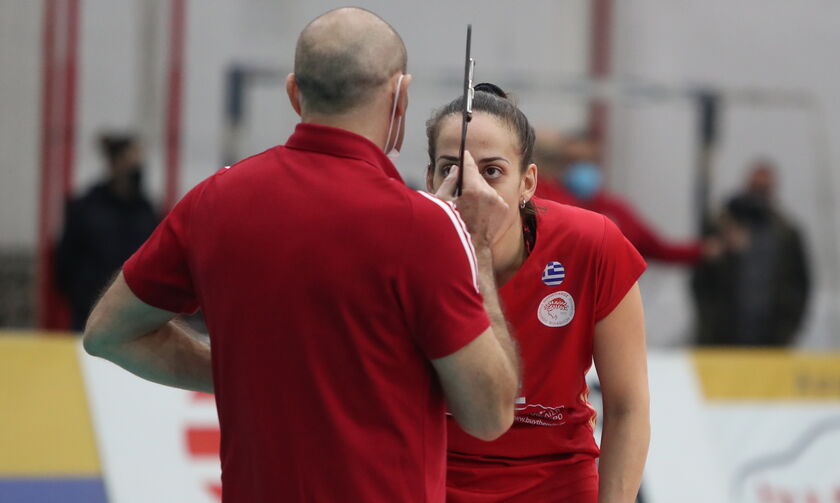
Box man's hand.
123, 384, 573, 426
435, 151, 509, 248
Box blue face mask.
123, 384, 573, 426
563, 161, 603, 200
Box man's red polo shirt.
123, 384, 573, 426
122, 123, 490, 502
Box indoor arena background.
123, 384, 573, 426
1, 1, 839, 502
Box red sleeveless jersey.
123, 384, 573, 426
447, 198, 646, 501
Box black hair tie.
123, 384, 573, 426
473, 82, 507, 99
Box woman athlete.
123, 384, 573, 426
427, 84, 650, 503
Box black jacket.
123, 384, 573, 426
692, 208, 810, 346
55, 182, 159, 330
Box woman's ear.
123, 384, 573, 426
521, 163, 539, 203
286, 73, 302, 117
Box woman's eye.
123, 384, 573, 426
483, 166, 502, 179
439, 164, 455, 177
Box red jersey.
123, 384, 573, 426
535, 178, 702, 264
447, 198, 646, 502
123, 123, 490, 502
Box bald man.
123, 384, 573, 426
82, 7, 519, 502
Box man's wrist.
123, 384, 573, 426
472, 242, 493, 263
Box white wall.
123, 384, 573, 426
181, 0, 590, 190
5, 0, 840, 346
0, 0, 43, 249
2, 0, 589, 246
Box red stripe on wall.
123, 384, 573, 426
37, 0, 58, 330
38, 0, 57, 257
164, 0, 187, 212
38, 0, 78, 330
588, 0, 612, 167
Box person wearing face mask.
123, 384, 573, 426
691, 161, 811, 346
55, 133, 158, 331
534, 131, 706, 265
80, 8, 520, 502
427, 84, 650, 503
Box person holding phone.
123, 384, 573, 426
427, 84, 650, 503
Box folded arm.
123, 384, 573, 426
83, 272, 213, 393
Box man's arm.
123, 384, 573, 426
431, 245, 519, 441
83, 272, 213, 393
593, 283, 650, 503
430, 151, 521, 441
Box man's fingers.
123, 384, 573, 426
460, 150, 493, 193
461, 151, 480, 181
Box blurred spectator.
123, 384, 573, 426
55, 133, 158, 331
534, 129, 705, 264
691, 160, 811, 346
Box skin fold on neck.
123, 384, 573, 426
492, 215, 529, 286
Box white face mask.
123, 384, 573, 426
384, 74, 404, 162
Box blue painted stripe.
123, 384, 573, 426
0, 478, 108, 503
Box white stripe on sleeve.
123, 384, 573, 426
417, 191, 479, 292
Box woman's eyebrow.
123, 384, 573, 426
478, 156, 509, 164
436, 155, 510, 164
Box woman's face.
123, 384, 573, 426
427, 111, 537, 246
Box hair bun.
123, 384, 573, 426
473, 82, 508, 99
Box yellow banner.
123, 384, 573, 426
0, 334, 101, 475
693, 349, 840, 401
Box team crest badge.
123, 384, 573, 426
538, 291, 575, 327
541, 261, 566, 286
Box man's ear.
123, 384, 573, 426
286, 73, 302, 116
396, 74, 412, 117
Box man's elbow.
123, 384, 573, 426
82, 313, 111, 358
456, 378, 518, 441
475, 408, 515, 441
82, 330, 107, 357
469, 371, 519, 440
458, 405, 514, 441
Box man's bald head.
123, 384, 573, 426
294, 8, 407, 115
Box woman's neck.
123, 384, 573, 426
492, 221, 527, 286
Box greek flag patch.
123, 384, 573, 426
542, 261, 566, 286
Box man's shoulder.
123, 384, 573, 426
217, 147, 282, 177
404, 191, 464, 233
192, 147, 284, 199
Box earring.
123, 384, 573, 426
519, 198, 526, 209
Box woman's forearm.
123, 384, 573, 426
598, 407, 650, 503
